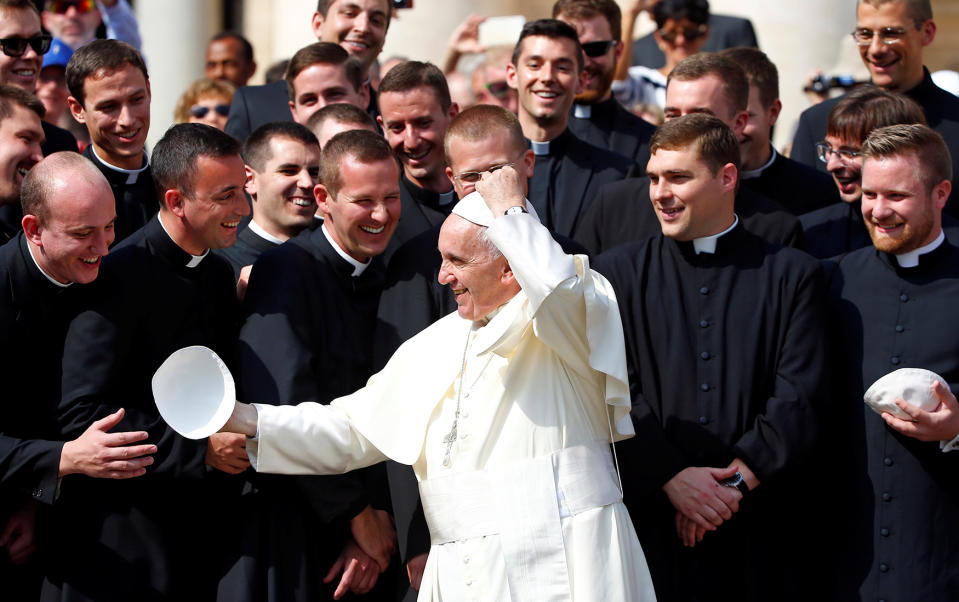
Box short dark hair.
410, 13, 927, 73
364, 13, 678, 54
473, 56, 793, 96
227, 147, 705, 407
444, 105, 526, 172
857, 0, 932, 25
719, 47, 778, 108
378, 61, 452, 112
668, 52, 749, 115
285, 42, 363, 101
552, 0, 621, 43
66, 40, 150, 107
209, 31, 255, 64
826, 85, 926, 145
653, 0, 710, 28
862, 123, 951, 192
320, 129, 398, 198
243, 121, 319, 172
512, 19, 584, 73
316, 0, 392, 28
151, 123, 242, 202
306, 102, 376, 134
0, 0, 40, 19
650, 113, 740, 174
0, 84, 44, 123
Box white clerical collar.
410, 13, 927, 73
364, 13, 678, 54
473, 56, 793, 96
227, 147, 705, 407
27, 244, 71, 288
158, 213, 209, 267
895, 229, 944, 268
91, 146, 149, 185
247, 220, 286, 245
693, 215, 739, 254
321, 223, 369, 276
530, 140, 551, 156
573, 104, 591, 119
438, 190, 456, 207
740, 145, 777, 180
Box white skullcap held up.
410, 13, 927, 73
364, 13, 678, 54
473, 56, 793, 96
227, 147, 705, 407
863, 367, 949, 421
451, 191, 539, 227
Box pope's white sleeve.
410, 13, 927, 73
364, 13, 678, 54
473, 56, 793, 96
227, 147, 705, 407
247, 402, 388, 475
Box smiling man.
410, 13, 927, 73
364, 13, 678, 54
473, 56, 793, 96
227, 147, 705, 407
594, 113, 826, 601
286, 42, 368, 126
229, 130, 400, 602
66, 39, 155, 244
826, 123, 959, 601
791, 0, 959, 213
44, 123, 251, 602
0, 84, 43, 240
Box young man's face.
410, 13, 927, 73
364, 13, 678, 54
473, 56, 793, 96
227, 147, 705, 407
311, 0, 389, 73
739, 84, 780, 170
507, 35, 584, 127
557, 13, 620, 104
378, 86, 457, 190
247, 136, 320, 239
856, 0, 933, 92
823, 134, 864, 204
42, 0, 101, 49
174, 153, 250, 253
205, 37, 255, 87
69, 63, 151, 170
289, 62, 367, 125
0, 104, 43, 205
0, 7, 44, 92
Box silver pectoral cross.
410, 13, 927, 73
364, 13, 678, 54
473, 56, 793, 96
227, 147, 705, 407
442, 413, 459, 467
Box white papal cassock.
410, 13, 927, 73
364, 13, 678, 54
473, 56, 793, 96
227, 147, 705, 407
246, 212, 656, 601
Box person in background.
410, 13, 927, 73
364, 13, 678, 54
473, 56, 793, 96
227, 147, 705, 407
205, 32, 256, 88
307, 101, 376, 149
174, 78, 237, 132
41, 0, 140, 51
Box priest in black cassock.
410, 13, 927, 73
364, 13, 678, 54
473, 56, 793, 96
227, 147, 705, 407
376, 61, 454, 263
1, 153, 154, 601
65, 40, 158, 245
224, 130, 398, 602
574, 52, 802, 254
506, 19, 636, 240
0, 86, 44, 242
42, 124, 251, 602
216, 122, 321, 282
594, 114, 827, 601
826, 124, 959, 601
553, 0, 656, 171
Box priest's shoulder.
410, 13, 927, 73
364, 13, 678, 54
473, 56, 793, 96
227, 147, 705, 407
246, 234, 319, 284
591, 235, 659, 278
384, 223, 441, 285
566, 130, 635, 175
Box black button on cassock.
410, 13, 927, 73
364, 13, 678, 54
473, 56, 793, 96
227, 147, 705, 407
699, 286, 709, 295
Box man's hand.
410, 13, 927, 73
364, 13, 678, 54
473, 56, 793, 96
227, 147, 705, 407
675, 511, 707, 547
350, 505, 396, 571
883, 380, 959, 442
448, 15, 486, 55
59, 408, 156, 478
662, 466, 741, 532
406, 552, 428, 591
236, 264, 252, 302
475, 164, 526, 216
205, 432, 250, 474
0, 500, 36, 565
324, 538, 381, 599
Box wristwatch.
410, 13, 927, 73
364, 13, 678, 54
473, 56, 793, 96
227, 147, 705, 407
504, 206, 528, 216
721, 471, 750, 496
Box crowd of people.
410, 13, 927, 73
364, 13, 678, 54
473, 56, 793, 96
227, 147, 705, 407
1, 0, 958, 600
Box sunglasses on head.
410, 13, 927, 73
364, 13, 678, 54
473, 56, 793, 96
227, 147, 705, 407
189, 104, 231, 119
45, 0, 97, 15
0, 34, 51, 58
485, 81, 510, 99
581, 40, 617, 58
658, 24, 708, 43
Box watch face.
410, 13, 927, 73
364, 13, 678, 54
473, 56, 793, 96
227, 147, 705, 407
721, 472, 744, 488
504, 206, 527, 215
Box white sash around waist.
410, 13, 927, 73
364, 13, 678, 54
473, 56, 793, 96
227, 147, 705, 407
418, 441, 622, 601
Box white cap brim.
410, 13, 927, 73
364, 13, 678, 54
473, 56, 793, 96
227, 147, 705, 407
152, 346, 236, 439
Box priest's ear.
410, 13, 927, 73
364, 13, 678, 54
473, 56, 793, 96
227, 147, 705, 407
720, 163, 738, 194
162, 188, 187, 217
244, 165, 258, 199
314, 182, 332, 216
498, 257, 518, 291
21, 213, 43, 246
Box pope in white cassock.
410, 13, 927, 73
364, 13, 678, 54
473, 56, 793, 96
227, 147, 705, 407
220, 166, 656, 601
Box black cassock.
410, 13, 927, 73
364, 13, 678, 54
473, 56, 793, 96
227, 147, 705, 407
383, 174, 449, 265
0, 234, 74, 600
82, 145, 158, 245
568, 98, 655, 171
215, 224, 280, 280
574, 176, 803, 254
42, 216, 242, 602
739, 149, 839, 216
593, 224, 828, 601
224, 226, 391, 602
827, 241, 959, 601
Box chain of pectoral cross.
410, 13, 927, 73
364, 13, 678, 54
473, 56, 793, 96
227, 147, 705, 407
442, 328, 474, 467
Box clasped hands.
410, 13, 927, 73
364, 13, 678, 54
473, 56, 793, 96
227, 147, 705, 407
662, 460, 758, 548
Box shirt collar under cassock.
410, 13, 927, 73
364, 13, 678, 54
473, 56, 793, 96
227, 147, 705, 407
692, 215, 740, 255
247, 219, 286, 245
895, 229, 944, 268
528, 128, 572, 157
91, 146, 150, 185
740, 146, 778, 180
26, 241, 71, 288
321, 223, 369, 276
157, 213, 209, 268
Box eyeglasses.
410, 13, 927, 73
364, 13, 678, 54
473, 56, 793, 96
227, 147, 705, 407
851, 26, 915, 46
453, 162, 516, 184
0, 34, 52, 58
816, 142, 862, 164
45, 0, 97, 14
658, 24, 708, 43
484, 81, 510, 99
581, 40, 617, 58
189, 104, 231, 119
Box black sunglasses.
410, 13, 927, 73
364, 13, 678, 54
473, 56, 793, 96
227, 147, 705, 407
189, 104, 231, 119
484, 81, 510, 99
658, 24, 708, 43
581, 40, 617, 57
0, 34, 52, 58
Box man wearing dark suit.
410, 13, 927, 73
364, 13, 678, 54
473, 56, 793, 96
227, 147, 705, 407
791, 0, 959, 217
506, 19, 636, 239
225, 0, 391, 143
554, 0, 656, 169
